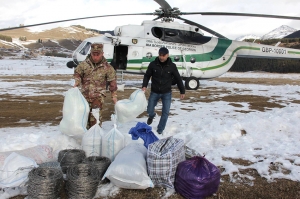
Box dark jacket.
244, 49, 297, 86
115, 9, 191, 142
142, 57, 185, 94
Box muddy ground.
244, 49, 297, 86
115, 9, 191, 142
1, 74, 299, 199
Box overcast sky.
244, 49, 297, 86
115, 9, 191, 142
1, 0, 300, 39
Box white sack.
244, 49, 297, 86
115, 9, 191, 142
115, 89, 147, 124
102, 115, 125, 161
0, 145, 54, 168
59, 87, 89, 136
103, 143, 154, 189
82, 108, 104, 157
0, 152, 38, 188
117, 84, 125, 92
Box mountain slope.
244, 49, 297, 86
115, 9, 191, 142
0, 26, 100, 40
0, 26, 101, 50
261, 25, 297, 40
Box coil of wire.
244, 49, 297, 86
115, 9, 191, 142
58, 149, 86, 173
27, 167, 63, 199
66, 163, 101, 199
83, 156, 111, 179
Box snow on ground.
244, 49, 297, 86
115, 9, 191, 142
0, 57, 299, 198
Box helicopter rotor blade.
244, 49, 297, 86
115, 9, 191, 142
180, 12, 300, 20
177, 16, 228, 39
153, 0, 172, 10
0, 13, 154, 31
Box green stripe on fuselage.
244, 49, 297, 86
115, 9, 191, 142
127, 39, 260, 71
128, 38, 233, 63
185, 39, 232, 61
200, 46, 260, 71
288, 51, 300, 55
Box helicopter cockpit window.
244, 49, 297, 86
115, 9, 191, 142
79, 42, 92, 55
151, 27, 163, 39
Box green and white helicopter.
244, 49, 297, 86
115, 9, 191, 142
2, 0, 300, 90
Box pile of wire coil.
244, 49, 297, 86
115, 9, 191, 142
66, 163, 101, 198
83, 156, 111, 179
58, 149, 86, 173
27, 167, 63, 199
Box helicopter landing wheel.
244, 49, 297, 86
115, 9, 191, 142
185, 76, 199, 90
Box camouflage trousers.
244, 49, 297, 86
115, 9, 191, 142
87, 97, 104, 129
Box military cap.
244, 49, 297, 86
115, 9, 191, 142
91, 43, 103, 53
159, 47, 169, 55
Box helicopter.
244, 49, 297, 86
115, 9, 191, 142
1, 0, 300, 90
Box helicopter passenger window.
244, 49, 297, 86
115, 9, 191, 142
79, 42, 92, 55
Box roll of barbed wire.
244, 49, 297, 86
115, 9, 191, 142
58, 149, 86, 173
66, 163, 101, 199
27, 167, 63, 199
83, 156, 111, 179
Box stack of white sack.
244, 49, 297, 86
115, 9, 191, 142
59, 87, 89, 137
115, 89, 147, 124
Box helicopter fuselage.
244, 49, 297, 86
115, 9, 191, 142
70, 20, 300, 90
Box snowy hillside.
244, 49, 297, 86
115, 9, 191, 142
261, 25, 297, 40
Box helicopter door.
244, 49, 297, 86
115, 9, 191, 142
114, 45, 128, 70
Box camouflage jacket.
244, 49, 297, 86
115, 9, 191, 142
74, 55, 117, 102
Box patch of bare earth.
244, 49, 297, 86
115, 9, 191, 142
2, 74, 300, 199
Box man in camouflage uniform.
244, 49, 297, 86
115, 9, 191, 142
73, 43, 117, 128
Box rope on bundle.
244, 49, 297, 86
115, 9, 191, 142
58, 149, 86, 173
27, 167, 63, 199
65, 163, 101, 199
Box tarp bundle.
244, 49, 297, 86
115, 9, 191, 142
175, 156, 221, 199
147, 137, 185, 188
128, 122, 159, 148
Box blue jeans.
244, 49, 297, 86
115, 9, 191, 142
147, 91, 172, 132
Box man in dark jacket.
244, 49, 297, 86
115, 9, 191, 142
142, 47, 185, 134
